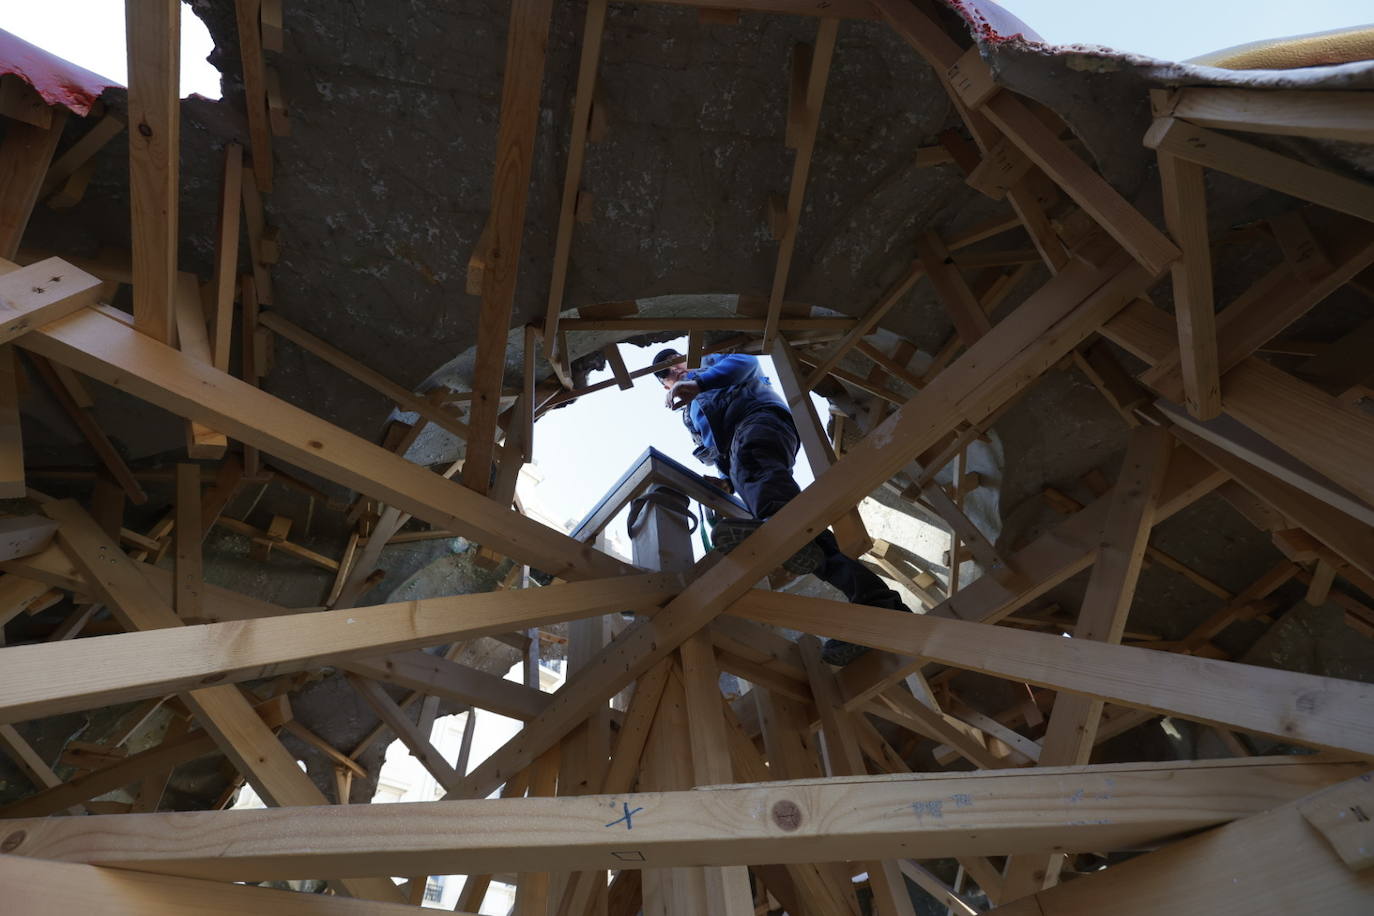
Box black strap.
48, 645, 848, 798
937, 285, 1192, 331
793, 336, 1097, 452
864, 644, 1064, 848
626, 491, 699, 537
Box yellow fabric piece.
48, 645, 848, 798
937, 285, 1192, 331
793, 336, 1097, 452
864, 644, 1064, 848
1187, 24, 1374, 70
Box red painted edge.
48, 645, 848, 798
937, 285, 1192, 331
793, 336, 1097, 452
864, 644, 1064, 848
0, 27, 122, 117
943, 0, 1044, 46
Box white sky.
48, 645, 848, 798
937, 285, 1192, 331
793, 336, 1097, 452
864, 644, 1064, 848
996, 0, 1371, 61
2, 1, 221, 98
529, 339, 825, 531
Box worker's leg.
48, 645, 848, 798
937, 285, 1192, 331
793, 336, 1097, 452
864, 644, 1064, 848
726, 410, 910, 663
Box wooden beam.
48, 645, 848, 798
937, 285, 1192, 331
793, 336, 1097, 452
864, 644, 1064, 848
125, 0, 180, 343
1156, 151, 1219, 418
734, 590, 1374, 755
0, 345, 22, 497
800, 635, 918, 916
343, 652, 551, 722
233, 0, 273, 191
1001, 426, 1172, 899
0, 572, 678, 723
0, 257, 103, 342
918, 231, 990, 345
988, 774, 1374, 916
172, 273, 229, 458
13, 301, 632, 581
449, 252, 1153, 801
0, 695, 291, 819
462, 0, 556, 494
2, 758, 1359, 880
1162, 86, 1374, 143
542, 0, 609, 347
1, 855, 439, 916
771, 337, 871, 556
1146, 117, 1374, 225
210, 143, 243, 371
802, 261, 923, 389
762, 18, 839, 347
348, 673, 463, 793
173, 463, 202, 619
0, 106, 68, 258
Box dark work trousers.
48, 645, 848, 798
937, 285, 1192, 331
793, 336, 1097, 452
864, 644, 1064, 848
726, 407, 907, 610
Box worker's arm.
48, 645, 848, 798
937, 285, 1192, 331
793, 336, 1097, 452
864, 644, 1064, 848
689, 354, 758, 390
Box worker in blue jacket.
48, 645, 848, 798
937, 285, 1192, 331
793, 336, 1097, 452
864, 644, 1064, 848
654, 348, 910, 665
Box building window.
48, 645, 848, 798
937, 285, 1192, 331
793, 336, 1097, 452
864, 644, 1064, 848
423, 876, 445, 904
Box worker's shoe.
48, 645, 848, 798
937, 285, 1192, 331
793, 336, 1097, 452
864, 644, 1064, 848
711, 518, 823, 576
820, 638, 870, 666
821, 596, 913, 666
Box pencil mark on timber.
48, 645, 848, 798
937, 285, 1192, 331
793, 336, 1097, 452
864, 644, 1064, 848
772, 800, 802, 831
605, 801, 643, 829
950, 793, 973, 808
1, 830, 25, 852
1068, 788, 1085, 804
611, 850, 646, 861
1295, 691, 1322, 714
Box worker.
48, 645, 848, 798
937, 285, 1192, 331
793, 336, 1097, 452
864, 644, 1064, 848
655, 348, 911, 665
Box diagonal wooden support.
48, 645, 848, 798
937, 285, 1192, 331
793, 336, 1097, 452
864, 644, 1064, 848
771, 336, 871, 556
799, 635, 917, 916
1146, 117, 1374, 225
801, 261, 923, 390
734, 589, 1374, 756
1000, 425, 1173, 900
542, 0, 610, 349
917, 230, 990, 346
10, 296, 631, 581
0, 572, 680, 724
347, 673, 463, 794
762, 17, 839, 347
447, 251, 1153, 802
35, 499, 406, 902
462, 0, 556, 495
233, 0, 273, 192
1156, 149, 1218, 419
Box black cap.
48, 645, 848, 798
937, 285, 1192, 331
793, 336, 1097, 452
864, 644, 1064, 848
652, 348, 685, 380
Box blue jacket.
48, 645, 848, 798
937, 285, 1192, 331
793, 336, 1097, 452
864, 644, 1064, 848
680, 354, 792, 481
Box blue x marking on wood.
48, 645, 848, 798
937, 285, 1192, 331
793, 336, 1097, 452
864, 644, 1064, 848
605, 801, 644, 829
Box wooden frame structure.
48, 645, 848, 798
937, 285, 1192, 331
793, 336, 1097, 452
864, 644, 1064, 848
1, 1, 1372, 913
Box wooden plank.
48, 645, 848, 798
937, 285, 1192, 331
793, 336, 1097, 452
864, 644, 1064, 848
918, 231, 991, 345
449, 252, 1153, 802
0, 107, 68, 258
210, 142, 243, 371
1002, 426, 1172, 899
762, 17, 839, 347
799, 635, 918, 916
14, 302, 632, 581
1, 855, 438, 916
542, 0, 609, 347
1146, 117, 1374, 225
462, 0, 556, 494
733, 590, 1374, 756
0, 696, 290, 819
637, 0, 874, 18
0, 345, 21, 497
173, 463, 202, 619
233, 0, 273, 191
771, 337, 871, 556
172, 272, 228, 458
257, 310, 473, 442
27, 352, 148, 504
347, 673, 462, 793
343, 652, 551, 722
125, 0, 180, 343
1156, 151, 1219, 419
0, 257, 103, 342
1141, 222, 1374, 407
802, 261, 923, 389
2, 758, 1360, 880
0, 571, 677, 723
988, 774, 1374, 916
1164, 86, 1374, 143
